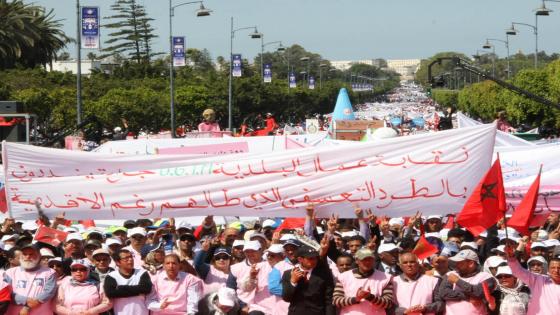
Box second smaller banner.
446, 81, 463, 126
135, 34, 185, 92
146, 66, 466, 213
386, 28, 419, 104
172, 37, 186, 67
289, 72, 296, 88
263, 63, 272, 83
232, 54, 242, 77
309, 76, 315, 90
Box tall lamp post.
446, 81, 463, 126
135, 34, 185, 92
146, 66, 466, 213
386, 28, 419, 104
506, 22, 538, 68
300, 56, 310, 88
260, 40, 284, 78
76, 0, 82, 125
319, 63, 327, 89
169, 1, 211, 137
533, 0, 559, 67
228, 18, 261, 131
482, 38, 510, 78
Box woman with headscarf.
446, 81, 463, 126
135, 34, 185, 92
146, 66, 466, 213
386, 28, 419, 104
54, 259, 112, 315
490, 266, 530, 315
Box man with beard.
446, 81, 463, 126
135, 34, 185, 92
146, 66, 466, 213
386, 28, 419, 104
438, 249, 495, 315
4, 244, 57, 314
333, 248, 393, 314
393, 252, 443, 314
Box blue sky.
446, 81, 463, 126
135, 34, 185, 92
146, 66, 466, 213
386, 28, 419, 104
34, 0, 560, 61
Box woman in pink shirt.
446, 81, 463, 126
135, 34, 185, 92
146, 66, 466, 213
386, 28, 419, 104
55, 260, 112, 315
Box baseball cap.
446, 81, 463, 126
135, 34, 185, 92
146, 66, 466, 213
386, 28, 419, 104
460, 241, 478, 250
486, 256, 507, 268
427, 215, 443, 221
449, 249, 479, 263
279, 234, 296, 242
232, 240, 245, 248
85, 239, 102, 249
39, 248, 55, 258
105, 238, 122, 247
70, 259, 90, 268
179, 233, 196, 242
1, 234, 18, 242
217, 287, 236, 307
262, 219, 277, 229
66, 233, 83, 242
22, 221, 38, 231
297, 246, 319, 258
92, 248, 110, 258
527, 256, 547, 265
377, 242, 399, 254
282, 239, 301, 248
243, 240, 261, 252
491, 245, 506, 254
123, 220, 137, 229
214, 247, 231, 257
267, 244, 285, 254
127, 227, 147, 238
544, 239, 560, 248
531, 241, 547, 249
175, 220, 192, 231
495, 266, 513, 277
48, 257, 62, 266
355, 248, 375, 260
389, 217, 404, 226
249, 232, 267, 242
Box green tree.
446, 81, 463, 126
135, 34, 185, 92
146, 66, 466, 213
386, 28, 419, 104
102, 0, 158, 63
0, 0, 70, 69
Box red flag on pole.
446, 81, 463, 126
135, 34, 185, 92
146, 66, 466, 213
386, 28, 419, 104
412, 221, 439, 260
508, 167, 542, 236
0, 187, 7, 214
456, 158, 506, 236
444, 215, 455, 229
275, 218, 305, 232
33, 225, 69, 247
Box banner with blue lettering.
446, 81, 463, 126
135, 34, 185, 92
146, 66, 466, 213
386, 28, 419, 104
232, 54, 242, 77
81, 7, 99, 49
289, 72, 296, 88
263, 63, 272, 83
172, 37, 186, 67
309, 76, 315, 90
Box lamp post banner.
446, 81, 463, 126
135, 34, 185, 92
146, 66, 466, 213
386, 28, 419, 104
172, 37, 186, 67
309, 76, 315, 90
81, 7, 99, 49
289, 72, 296, 88
2, 124, 496, 220
232, 54, 242, 77
263, 63, 272, 83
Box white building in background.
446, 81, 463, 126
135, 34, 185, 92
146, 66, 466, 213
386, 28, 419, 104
49, 60, 101, 75
386, 59, 421, 81
330, 59, 376, 71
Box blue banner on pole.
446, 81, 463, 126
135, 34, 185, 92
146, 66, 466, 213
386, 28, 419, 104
232, 54, 242, 77
81, 7, 99, 49
172, 37, 186, 67
263, 63, 272, 83
289, 72, 296, 88
309, 76, 315, 90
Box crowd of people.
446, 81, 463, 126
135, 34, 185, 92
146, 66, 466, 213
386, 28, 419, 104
0, 205, 559, 315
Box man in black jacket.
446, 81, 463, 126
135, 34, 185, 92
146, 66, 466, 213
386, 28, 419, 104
281, 246, 335, 315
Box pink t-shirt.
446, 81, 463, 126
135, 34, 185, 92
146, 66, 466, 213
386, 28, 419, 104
338, 269, 392, 315
245, 261, 277, 314
6, 266, 56, 315
230, 260, 255, 304
203, 265, 229, 296
147, 270, 202, 315
445, 271, 493, 315
198, 122, 220, 132
393, 274, 439, 315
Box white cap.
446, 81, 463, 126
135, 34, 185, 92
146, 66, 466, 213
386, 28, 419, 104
495, 266, 513, 277
543, 239, 560, 248
105, 238, 122, 247
40, 248, 55, 257
499, 235, 520, 243
114, 126, 122, 133
425, 232, 441, 239
377, 242, 399, 254
492, 245, 506, 253
127, 227, 147, 238
527, 256, 547, 265
389, 217, 404, 226
262, 219, 276, 228
531, 241, 547, 249
461, 241, 478, 250
232, 240, 245, 248
217, 287, 236, 307
243, 240, 261, 252
86, 228, 104, 237
70, 259, 90, 268
341, 230, 359, 238
449, 249, 479, 263
66, 233, 83, 242
427, 215, 443, 221
535, 229, 548, 241
22, 221, 38, 231
486, 256, 506, 268
279, 234, 296, 241
479, 231, 488, 238
175, 220, 192, 230
267, 244, 285, 254
1, 234, 18, 242
249, 232, 267, 242
63, 226, 79, 233
439, 228, 450, 241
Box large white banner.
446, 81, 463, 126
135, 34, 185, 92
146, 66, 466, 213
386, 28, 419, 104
457, 112, 534, 147
2, 124, 496, 220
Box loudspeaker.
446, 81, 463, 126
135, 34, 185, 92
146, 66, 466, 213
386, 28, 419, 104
0, 101, 24, 113
0, 125, 26, 142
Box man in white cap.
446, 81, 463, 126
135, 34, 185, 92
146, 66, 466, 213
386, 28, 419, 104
62, 232, 85, 274
4, 244, 57, 314
124, 227, 147, 268
492, 265, 530, 314
376, 243, 401, 275
333, 248, 393, 314
198, 287, 240, 315
439, 249, 495, 315
90, 248, 114, 284
226, 240, 263, 312
393, 252, 443, 314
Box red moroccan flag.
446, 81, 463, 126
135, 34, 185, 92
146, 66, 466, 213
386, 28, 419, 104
508, 168, 542, 236
275, 218, 305, 232
0, 187, 7, 214
457, 158, 506, 236
412, 235, 439, 260
444, 215, 455, 229
33, 225, 69, 247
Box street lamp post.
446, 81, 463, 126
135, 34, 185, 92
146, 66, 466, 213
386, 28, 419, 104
506, 22, 538, 68
76, 0, 82, 125
169, 1, 211, 137
533, 0, 559, 67
319, 63, 327, 89
228, 18, 261, 131
300, 56, 310, 88
260, 40, 284, 78
483, 38, 510, 78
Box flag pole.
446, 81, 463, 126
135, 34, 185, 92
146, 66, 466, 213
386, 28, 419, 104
496, 152, 510, 240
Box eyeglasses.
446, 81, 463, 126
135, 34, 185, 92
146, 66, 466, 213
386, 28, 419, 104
119, 255, 134, 261
496, 274, 513, 279
214, 255, 230, 261
71, 267, 88, 272
95, 256, 111, 262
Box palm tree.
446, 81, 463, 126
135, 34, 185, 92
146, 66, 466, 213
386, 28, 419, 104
0, 0, 71, 69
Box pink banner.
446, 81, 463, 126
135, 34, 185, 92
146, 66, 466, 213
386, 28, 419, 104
157, 142, 249, 155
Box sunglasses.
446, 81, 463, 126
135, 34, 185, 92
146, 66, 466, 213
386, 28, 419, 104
214, 255, 230, 261
131, 235, 145, 240
496, 274, 513, 279
71, 267, 88, 272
